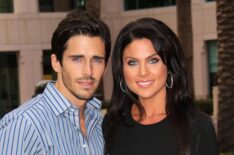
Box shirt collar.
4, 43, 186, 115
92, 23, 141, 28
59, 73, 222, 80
86, 97, 102, 110
43, 81, 102, 116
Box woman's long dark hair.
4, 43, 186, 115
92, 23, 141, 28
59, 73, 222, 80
103, 18, 195, 155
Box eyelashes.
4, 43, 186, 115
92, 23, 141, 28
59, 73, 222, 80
126, 57, 159, 66
127, 60, 138, 66
71, 57, 104, 64
149, 58, 159, 64
92, 57, 104, 63
71, 57, 82, 62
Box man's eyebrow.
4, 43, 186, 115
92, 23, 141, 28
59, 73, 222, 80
93, 55, 105, 59
68, 55, 105, 60
68, 55, 84, 58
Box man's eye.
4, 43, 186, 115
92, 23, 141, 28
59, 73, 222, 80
93, 58, 103, 63
149, 58, 159, 64
72, 57, 82, 62
127, 60, 138, 66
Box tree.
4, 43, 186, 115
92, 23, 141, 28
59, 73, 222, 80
176, 0, 194, 98
86, 0, 100, 18
217, 0, 234, 152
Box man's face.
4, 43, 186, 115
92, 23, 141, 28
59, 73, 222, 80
53, 35, 106, 103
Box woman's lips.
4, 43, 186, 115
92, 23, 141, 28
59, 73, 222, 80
136, 80, 154, 88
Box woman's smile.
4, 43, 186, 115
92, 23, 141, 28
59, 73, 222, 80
136, 80, 155, 88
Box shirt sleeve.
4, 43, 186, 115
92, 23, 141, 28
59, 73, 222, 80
0, 116, 44, 155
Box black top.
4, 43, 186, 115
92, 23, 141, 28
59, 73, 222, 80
103, 112, 219, 155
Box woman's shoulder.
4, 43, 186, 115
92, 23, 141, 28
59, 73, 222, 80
187, 110, 219, 154
102, 113, 109, 129
102, 113, 120, 129
187, 110, 215, 133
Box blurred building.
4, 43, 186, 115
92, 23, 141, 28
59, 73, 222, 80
0, 0, 217, 116
0, 0, 88, 117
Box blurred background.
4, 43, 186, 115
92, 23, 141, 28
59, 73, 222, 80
0, 0, 233, 153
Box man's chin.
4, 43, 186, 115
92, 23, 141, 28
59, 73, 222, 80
72, 87, 97, 100
74, 93, 94, 101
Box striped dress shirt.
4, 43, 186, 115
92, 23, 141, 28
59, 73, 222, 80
0, 82, 104, 155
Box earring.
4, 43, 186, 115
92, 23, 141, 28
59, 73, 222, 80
166, 72, 173, 89
120, 79, 126, 93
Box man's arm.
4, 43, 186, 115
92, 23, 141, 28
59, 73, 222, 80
0, 116, 44, 155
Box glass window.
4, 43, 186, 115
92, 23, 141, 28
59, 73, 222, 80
206, 40, 218, 96
124, 0, 176, 11
72, 0, 85, 10
0, 52, 19, 118
39, 0, 54, 12
0, 0, 13, 13
43, 50, 56, 80
39, 0, 85, 12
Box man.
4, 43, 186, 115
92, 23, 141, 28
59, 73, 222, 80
0, 10, 111, 155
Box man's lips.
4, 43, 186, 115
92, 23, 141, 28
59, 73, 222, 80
136, 80, 154, 88
78, 80, 95, 89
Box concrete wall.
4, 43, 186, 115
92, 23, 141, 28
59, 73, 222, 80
0, 0, 65, 103
0, 0, 217, 104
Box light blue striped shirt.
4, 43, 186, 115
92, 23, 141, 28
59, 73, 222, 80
0, 82, 104, 155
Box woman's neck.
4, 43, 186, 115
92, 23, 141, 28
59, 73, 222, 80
131, 90, 167, 124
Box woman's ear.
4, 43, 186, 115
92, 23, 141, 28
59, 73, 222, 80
51, 54, 61, 73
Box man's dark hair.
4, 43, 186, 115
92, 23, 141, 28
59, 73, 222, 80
32, 80, 49, 98
51, 10, 111, 64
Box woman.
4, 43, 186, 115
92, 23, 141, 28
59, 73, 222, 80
103, 18, 218, 155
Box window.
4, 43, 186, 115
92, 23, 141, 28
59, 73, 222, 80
43, 50, 56, 80
39, 0, 85, 12
72, 0, 85, 10
0, 0, 13, 13
124, 0, 176, 11
206, 40, 218, 96
39, 0, 54, 12
0, 52, 19, 118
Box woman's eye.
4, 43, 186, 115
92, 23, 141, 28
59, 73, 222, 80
149, 58, 159, 64
127, 60, 138, 66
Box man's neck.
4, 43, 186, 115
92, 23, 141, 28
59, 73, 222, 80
79, 107, 87, 137
54, 81, 88, 136
54, 81, 88, 108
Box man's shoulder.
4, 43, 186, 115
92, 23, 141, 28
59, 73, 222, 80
0, 95, 46, 130
0, 95, 50, 155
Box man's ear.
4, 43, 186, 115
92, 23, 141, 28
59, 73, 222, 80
51, 54, 61, 73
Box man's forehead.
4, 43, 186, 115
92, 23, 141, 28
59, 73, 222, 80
64, 35, 105, 56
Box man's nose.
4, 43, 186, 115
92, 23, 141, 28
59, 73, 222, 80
83, 60, 93, 76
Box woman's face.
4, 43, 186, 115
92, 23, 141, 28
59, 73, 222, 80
122, 38, 168, 101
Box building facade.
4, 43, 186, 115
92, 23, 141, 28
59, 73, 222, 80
0, 0, 217, 117
0, 0, 87, 117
